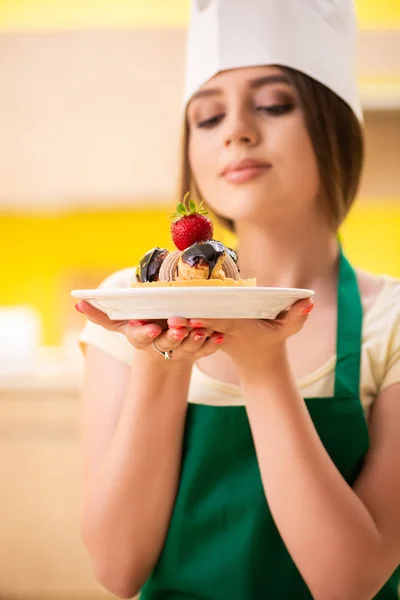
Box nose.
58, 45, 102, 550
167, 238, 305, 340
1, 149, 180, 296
223, 114, 260, 148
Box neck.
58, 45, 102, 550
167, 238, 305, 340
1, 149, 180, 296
235, 215, 340, 295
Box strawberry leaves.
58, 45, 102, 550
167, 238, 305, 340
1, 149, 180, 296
170, 192, 209, 220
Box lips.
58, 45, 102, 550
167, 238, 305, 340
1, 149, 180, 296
221, 158, 272, 184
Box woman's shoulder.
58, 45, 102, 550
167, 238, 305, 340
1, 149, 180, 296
356, 269, 400, 323
356, 269, 400, 394
97, 266, 138, 290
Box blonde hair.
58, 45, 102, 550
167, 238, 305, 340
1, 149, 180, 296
178, 66, 365, 232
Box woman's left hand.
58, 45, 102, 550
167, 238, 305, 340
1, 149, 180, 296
183, 296, 314, 370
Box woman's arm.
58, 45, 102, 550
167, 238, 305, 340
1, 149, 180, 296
240, 350, 400, 600
78, 302, 223, 599
81, 345, 192, 599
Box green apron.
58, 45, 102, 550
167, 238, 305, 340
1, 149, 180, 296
141, 249, 400, 599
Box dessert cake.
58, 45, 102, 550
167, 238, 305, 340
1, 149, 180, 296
132, 194, 256, 287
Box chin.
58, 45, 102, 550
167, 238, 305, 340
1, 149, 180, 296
212, 186, 274, 224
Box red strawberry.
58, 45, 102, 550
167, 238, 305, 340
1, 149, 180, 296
170, 193, 214, 251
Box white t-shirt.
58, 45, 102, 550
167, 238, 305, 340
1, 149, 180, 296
79, 267, 400, 418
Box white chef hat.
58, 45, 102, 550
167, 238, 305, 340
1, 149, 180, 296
183, 0, 363, 122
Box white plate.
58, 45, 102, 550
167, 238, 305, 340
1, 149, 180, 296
71, 286, 315, 320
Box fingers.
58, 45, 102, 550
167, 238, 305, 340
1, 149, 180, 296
197, 331, 225, 356
167, 317, 215, 339
188, 318, 232, 334
75, 301, 163, 349
180, 328, 209, 352
167, 316, 190, 329
284, 297, 315, 335
124, 320, 160, 345
291, 297, 315, 316
147, 326, 190, 353
168, 325, 226, 356
154, 327, 209, 354
75, 300, 114, 326
171, 329, 224, 358
75, 300, 107, 320
144, 327, 225, 360
76, 300, 226, 357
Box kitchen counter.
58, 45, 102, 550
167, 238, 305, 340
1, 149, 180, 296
0, 346, 118, 599
0, 345, 83, 394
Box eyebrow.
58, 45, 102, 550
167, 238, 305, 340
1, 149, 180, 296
190, 74, 292, 101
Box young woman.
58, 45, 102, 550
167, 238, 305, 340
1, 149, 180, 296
76, 2, 400, 599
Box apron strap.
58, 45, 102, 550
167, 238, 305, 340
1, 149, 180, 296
334, 245, 363, 398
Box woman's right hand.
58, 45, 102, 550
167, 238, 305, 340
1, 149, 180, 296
76, 300, 224, 363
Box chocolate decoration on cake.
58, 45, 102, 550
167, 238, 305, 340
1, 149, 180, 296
222, 252, 240, 280
158, 250, 181, 282
137, 247, 169, 283
181, 240, 225, 279
226, 247, 238, 265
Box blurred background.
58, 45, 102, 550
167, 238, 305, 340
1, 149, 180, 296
0, 1, 399, 598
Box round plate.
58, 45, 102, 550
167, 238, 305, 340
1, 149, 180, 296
71, 286, 315, 320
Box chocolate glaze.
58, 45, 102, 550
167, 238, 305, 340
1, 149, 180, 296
181, 240, 225, 279
137, 247, 169, 282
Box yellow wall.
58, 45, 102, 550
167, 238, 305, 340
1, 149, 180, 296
0, 0, 399, 30
2, 201, 400, 346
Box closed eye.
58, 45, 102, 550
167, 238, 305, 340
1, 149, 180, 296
197, 114, 225, 129
196, 103, 293, 128
257, 104, 294, 116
